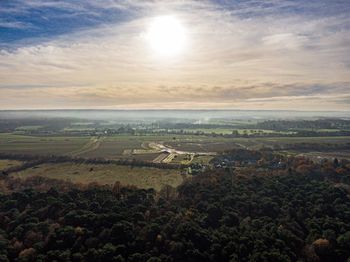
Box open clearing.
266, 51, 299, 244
0, 133, 89, 155
1, 133, 349, 162
69, 136, 105, 157
0, 159, 23, 171
12, 162, 184, 191
69, 135, 223, 160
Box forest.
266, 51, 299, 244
1, 158, 350, 262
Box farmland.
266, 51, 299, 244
12, 162, 183, 191
0, 112, 349, 193
0, 133, 223, 163
0, 159, 23, 171
0, 133, 89, 155
1, 133, 350, 164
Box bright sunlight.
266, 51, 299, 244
146, 15, 187, 57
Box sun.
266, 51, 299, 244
146, 15, 187, 57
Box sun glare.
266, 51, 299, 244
146, 15, 187, 57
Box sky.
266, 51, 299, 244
0, 0, 350, 111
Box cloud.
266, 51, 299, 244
0, 0, 349, 110
1, 81, 349, 110
0, 21, 32, 29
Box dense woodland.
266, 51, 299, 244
271, 142, 350, 151
256, 119, 350, 131
1, 157, 350, 262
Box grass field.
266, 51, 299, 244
12, 162, 184, 191
0, 133, 89, 155
78, 136, 144, 159
77, 134, 222, 159
0, 159, 23, 171
1, 133, 349, 161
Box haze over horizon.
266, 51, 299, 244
1, 0, 350, 111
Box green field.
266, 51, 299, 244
0, 133, 89, 155
1, 133, 349, 162
76, 134, 227, 160
1, 132, 349, 192
12, 162, 184, 191
0, 133, 225, 162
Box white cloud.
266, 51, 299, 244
0, 21, 32, 29
0, 0, 350, 110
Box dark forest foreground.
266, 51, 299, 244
1, 160, 350, 262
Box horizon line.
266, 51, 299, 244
0, 108, 349, 113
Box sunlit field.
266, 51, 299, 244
12, 162, 183, 191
